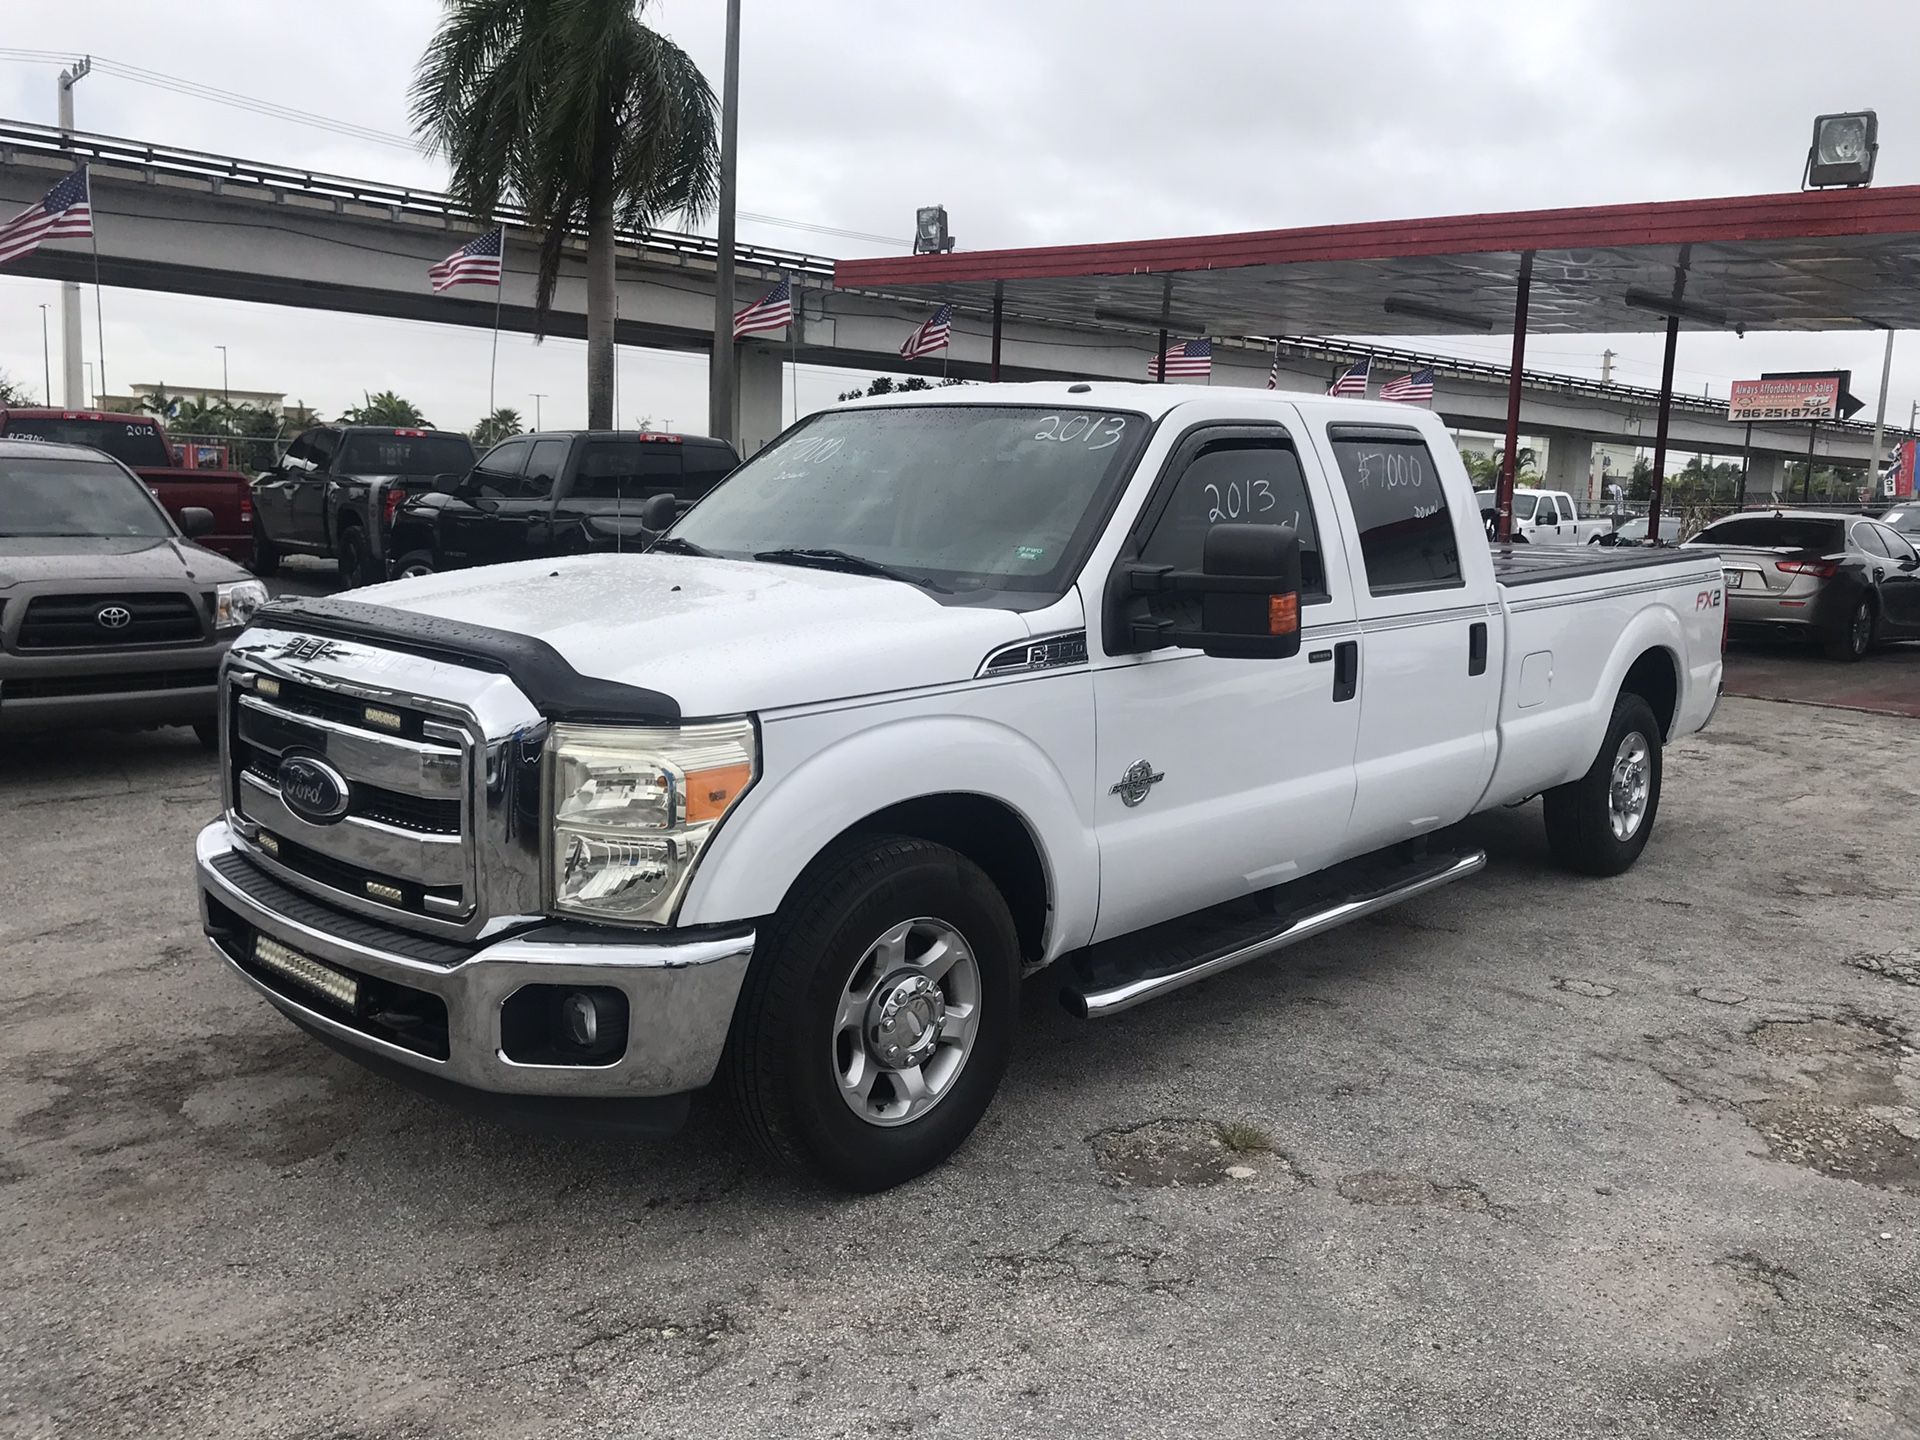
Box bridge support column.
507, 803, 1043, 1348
1743, 452, 1784, 503
1544, 435, 1593, 501
735, 344, 786, 457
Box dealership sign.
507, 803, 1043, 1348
1727, 375, 1843, 422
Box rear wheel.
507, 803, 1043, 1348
726, 835, 1020, 1191
1821, 595, 1875, 661
249, 527, 280, 578
337, 526, 375, 588
393, 550, 437, 580
191, 719, 219, 753
1544, 691, 1663, 876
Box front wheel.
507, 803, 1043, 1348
249, 527, 280, 578
392, 549, 438, 580
337, 527, 375, 588
725, 835, 1020, 1191
1543, 691, 1663, 876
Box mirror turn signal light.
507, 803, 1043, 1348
1268, 594, 1299, 636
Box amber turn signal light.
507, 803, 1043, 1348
1267, 594, 1299, 636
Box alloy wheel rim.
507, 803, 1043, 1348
1852, 603, 1872, 653
399, 563, 434, 579
1608, 732, 1651, 841
831, 917, 981, 1128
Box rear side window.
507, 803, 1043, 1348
1854, 524, 1891, 558
1139, 435, 1327, 599
1328, 429, 1461, 594
1691, 517, 1843, 550
521, 438, 570, 499
1876, 525, 1918, 563
571, 442, 683, 502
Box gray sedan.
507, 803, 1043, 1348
1683, 509, 1920, 660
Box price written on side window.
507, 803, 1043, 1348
1349, 448, 1427, 489
1030, 414, 1128, 450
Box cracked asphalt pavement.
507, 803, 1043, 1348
2, 695, 1916, 1438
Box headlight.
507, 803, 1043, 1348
548, 719, 756, 924
214, 579, 269, 632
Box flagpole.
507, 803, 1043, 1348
488, 245, 503, 416
88, 219, 108, 402
788, 282, 798, 426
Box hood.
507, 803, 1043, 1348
0, 535, 248, 589
348, 552, 1036, 715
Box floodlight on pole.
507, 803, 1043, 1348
913, 206, 954, 255
1804, 111, 1878, 189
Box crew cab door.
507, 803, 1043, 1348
551, 437, 682, 553
440, 437, 538, 567
1090, 422, 1362, 942
1313, 421, 1501, 852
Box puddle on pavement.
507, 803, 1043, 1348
1742, 1016, 1920, 1192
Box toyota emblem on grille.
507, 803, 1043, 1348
277, 754, 351, 825
95, 605, 132, 630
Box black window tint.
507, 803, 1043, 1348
572, 442, 683, 501
683, 445, 738, 488
1141, 438, 1326, 597
1, 416, 171, 467
281, 431, 318, 471
477, 439, 531, 477
308, 429, 339, 470
1854, 524, 1890, 558
1329, 431, 1461, 594
1691, 517, 1844, 550
1878, 525, 1919, 563
521, 439, 569, 498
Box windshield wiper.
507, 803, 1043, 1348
752, 547, 949, 593
648, 535, 714, 557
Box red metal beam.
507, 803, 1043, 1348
1495, 251, 1534, 544
837, 185, 1920, 289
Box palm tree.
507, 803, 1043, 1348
412, 0, 719, 428
471, 406, 524, 448
343, 390, 431, 427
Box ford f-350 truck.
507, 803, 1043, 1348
195, 385, 1724, 1190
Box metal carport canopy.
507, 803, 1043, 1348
833, 186, 1920, 336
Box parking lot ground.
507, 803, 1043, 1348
1724, 638, 1920, 719
2, 695, 1917, 1440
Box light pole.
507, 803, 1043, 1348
215, 345, 229, 407
56, 58, 91, 407
708, 0, 742, 446
39, 304, 51, 402
530, 392, 547, 429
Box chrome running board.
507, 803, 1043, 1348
1061, 848, 1487, 1020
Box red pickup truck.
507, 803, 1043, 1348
0, 408, 254, 564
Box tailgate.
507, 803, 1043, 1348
138, 468, 252, 529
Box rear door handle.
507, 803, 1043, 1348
1332, 640, 1358, 702
1469, 621, 1489, 676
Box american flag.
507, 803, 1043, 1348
428, 227, 504, 291
899, 303, 953, 359
1150, 337, 1212, 379
1328, 358, 1371, 396
734, 276, 793, 339
1380, 367, 1436, 404
0, 168, 93, 268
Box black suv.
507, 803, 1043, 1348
386, 430, 738, 578
250, 425, 476, 585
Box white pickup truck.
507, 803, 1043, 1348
194, 385, 1724, 1190
1477, 486, 1615, 545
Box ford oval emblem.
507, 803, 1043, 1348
277, 754, 351, 825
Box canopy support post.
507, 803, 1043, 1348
1645, 314, 1681, 543
1495, 250, 1534, 543
990, 283, 1003, 381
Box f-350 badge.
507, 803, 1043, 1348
1110, 759, 1165, 808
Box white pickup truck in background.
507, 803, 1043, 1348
1477, 486, 1616, 545
195, 385, 1725, 1190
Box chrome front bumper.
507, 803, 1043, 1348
195, 820, 753, 1100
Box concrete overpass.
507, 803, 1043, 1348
0, 120, 1902, 475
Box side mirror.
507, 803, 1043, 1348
638, 492, 678, 532
1123, 524, 1303, 660
431, 471, 463, 494
178, 506, 216, 538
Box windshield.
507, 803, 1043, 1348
1689, 516, 1844, 550
0, 453, 173, 538
337, 432, 475, 476
1884, 507, 1919, 533
671, 405, 1151, 596
3, 416, 171, 468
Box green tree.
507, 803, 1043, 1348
343, 390, 431, 427
138, 386, 185, 423
0, 370, 35, 406
412, 0, 718, 429
471, 406, 524, 448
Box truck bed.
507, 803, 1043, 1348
1491, 543, 1707, 587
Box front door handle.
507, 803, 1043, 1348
1469, 621, 1489, 676
1332, 640, 1358, 702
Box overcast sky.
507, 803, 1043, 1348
4, 0, 1920, 447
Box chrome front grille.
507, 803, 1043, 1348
226, 672, 477, 924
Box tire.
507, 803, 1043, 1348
191, 719, 220, 753
1543, 691, 1663, 877
1821, 595, 1875, 662
392, 549, 438, 581
249, 527, 280, 578
337, 526, 375, 588
725, 834, 1021, 1192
